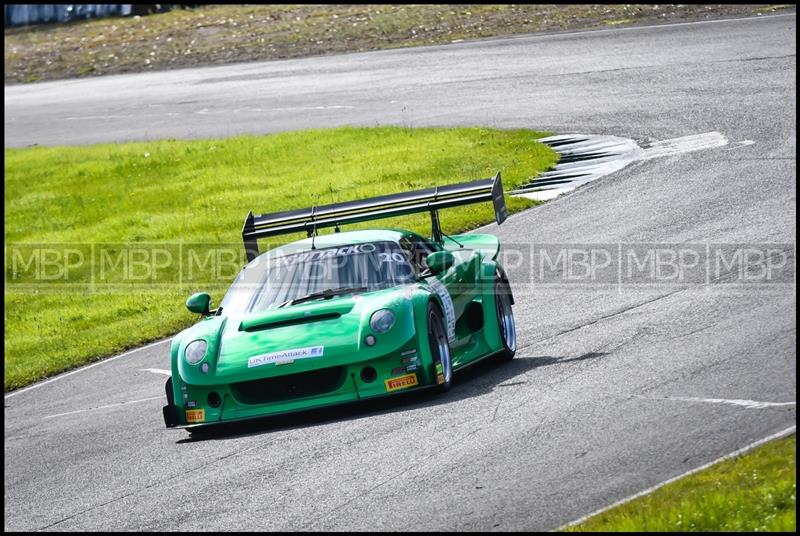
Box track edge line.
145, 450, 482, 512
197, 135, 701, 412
4, 337, 171, 400
551, 424, 798, 531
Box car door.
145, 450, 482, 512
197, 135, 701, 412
400, 233, 477, 354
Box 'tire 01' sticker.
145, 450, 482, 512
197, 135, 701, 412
428, 278, 455, 343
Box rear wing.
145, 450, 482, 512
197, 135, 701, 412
242, 172, 508, 261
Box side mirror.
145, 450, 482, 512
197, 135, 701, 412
426, 251, 455, 274
186, 292, 212, 315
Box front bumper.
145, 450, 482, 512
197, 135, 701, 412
164, 341, 432, 429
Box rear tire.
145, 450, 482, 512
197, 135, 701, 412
427, 302, 452, 392
495, 277, 516, 361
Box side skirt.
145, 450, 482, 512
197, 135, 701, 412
452, 349, 506, 373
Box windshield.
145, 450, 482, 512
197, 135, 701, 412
219, 241, 416, 314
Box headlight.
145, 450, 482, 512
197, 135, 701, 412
370, 309, 396, 333
184, 340, 208, 365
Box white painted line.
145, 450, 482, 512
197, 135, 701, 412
554, 425, 797, 531
656, 396, 796, 409
139, 368, 172, 376
252, 105, 356, 112
42, 396, 164, 420
728, 140, 756, 150
4, 338, 171, 400
499, 11, 795, 44
640, 131, 728, 160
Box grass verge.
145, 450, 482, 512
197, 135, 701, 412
564, 434, 796, 532
4, 126, 557, 391
5, 4, 789, 84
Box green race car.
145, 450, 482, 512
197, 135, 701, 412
163, 174, 517, 431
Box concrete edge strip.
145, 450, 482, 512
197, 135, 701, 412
552, 424, 798, 531
4, 338, 171, 400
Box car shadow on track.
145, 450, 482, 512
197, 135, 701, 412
176, 351, 607, 443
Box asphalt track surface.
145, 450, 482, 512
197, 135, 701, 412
4, 13, 797, 531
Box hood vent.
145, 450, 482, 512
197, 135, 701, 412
239, 312, 341, 332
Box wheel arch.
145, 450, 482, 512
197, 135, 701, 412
493, 262, 514, 305
409, 286, 447, 385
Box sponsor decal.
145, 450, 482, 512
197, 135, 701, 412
385, 373, 419, 392
391, 366, 406, 375
401, 348, 417, 356
279, 243, 377, 266
405, 364, 417, 372
185, 409, 205, 423
186, 400, 197, 408
435, 362, 443, 374
428, 278, 456, 343
401, 356, 418, 365
437, 373, 445, 385
248, 346, 324, 368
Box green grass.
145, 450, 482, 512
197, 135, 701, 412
565, 434, 796, 532
755, 5, 796, 14
4, 126, 557, 391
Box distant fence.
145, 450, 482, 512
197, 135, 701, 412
5, 5, 131, 27
4, 5, 186, 28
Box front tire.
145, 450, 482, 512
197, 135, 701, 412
163, 377, 178, 428
428, 302, 452, 392
495, 277, 516, 361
